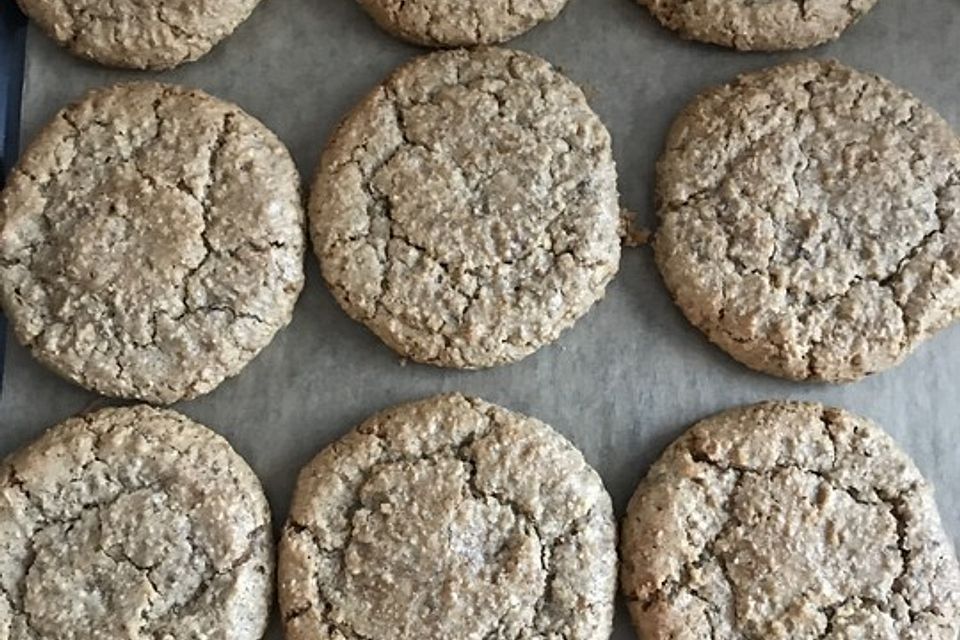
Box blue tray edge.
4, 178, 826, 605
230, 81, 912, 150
0, 4, 28, 397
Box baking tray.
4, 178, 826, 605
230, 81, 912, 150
0, 2, 27, 396
1, 1, 959, 638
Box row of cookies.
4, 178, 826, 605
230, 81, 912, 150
3, 47, 959, 401
1, 394, 957, 637
15, 0, 883, 70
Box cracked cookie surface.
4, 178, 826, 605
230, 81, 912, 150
0, 82, 305, 404
639, 0, 877, 50
355, 0, 569, 47
621, 401, 960, 640
279, 393, 617, 640
310, 48, 621, 368
16, 0, 262, 70
654, 60, 960, 382
0, 405, 274, 639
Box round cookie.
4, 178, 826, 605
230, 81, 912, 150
639, 0, 878, 51
654, 60, 960, 382
0, 405, 274, 638
0, 83, 305, 404
310, 48, 621, 368
279, 393, 617, 640
621, 401, 960, 640
355, 0, 569, 47
16, 0, 262, 70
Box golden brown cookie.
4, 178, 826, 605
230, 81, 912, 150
655, 60, 960, 382
355, 0, 569, 47
16, 0, 263, 69
310, 48, 621, 369
0, 405, 274, 638
280, 393, 617, 640
640, 0, 878, 50
622, 401, 960, 639
0, 83, 305, 403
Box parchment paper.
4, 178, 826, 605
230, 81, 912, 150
3, 0, 959, 637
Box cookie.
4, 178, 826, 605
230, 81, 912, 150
355, 0, 569, 47
16, 0, 262, 70
0, 83, 305, 404
621, 401, 960, 639
639, 0, 878, 50
279, 393, 617, 640
310, 48, 621, 368
0, 405, 274, 638
654, 60, 960, 382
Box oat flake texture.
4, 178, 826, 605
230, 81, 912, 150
310, 47, 621, 369
655, 59, 960, 382
355, 0, 570, 47
639, 0, 878, 51
279, 393, 618, 640
0, 405, 274, 639
16, 0, 263, 70
621, 401, 960, 640
0, 82, 305, 404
